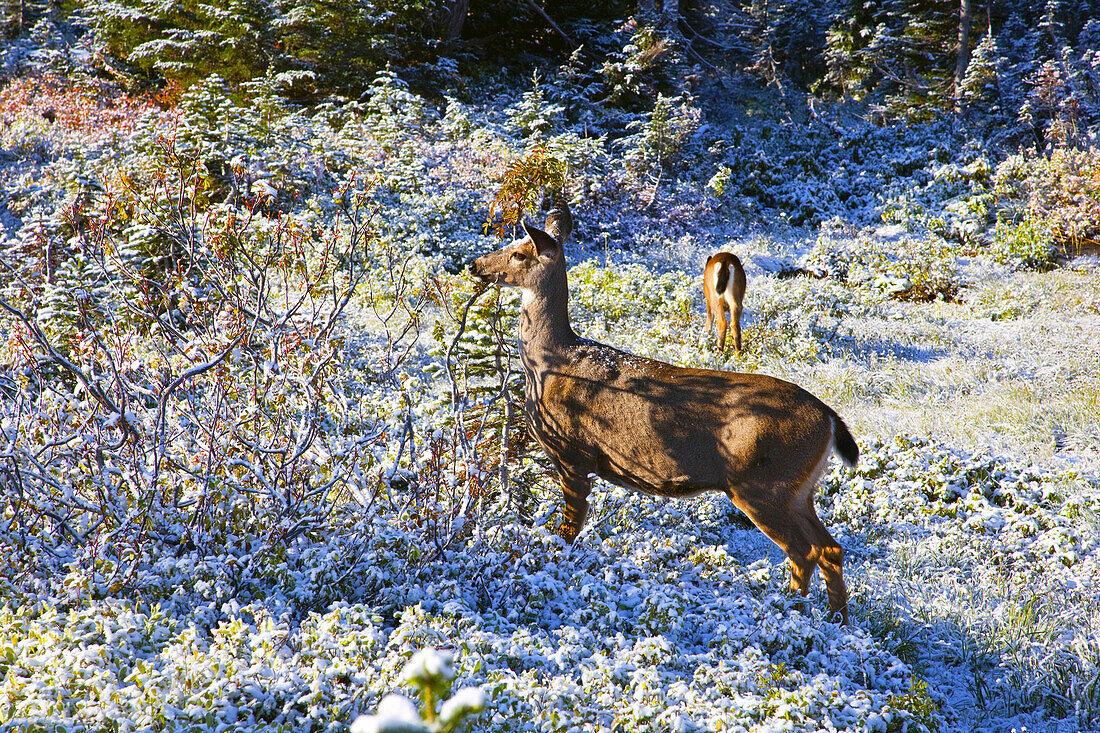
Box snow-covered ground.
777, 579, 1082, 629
1, 62, 1098, 733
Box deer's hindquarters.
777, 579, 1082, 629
703, 253, 746, 351
727, 437, 849, 624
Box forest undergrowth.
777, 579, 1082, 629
2, 7, 1100, 731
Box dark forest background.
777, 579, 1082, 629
3, 0, 1098, 153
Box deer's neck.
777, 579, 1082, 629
518, 268, 577, 359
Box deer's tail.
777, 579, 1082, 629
715, 260, 730, 295
830, 413, 859, 468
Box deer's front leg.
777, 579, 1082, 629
557, 470, 592, 543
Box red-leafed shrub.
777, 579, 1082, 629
0, 75, 165, 135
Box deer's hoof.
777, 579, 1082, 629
557, 521, 578, 544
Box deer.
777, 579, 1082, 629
468, 200, 859, 623
703, 251, 747, 352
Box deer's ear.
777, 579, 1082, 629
523, 221, 560, 260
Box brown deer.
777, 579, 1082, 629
468, 201, 859, 623
703, 251, 747, 352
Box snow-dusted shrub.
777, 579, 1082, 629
992, 147, 1100, 256
821, 434, 1100, 724
0, 589, 488, 732
703, 104, 969, 228
881, 156, 996, 245
0, 179, 389, 548
568, 260, 694, 328
619, 94, 703, 184
991, 215, 1057, 271
0, 75, 438, 577
567, 260, 701, 364
599, 23, 679, 112
743, 274, 854, 364
524, 131, 613, 211
508, 72, 567, 141
0, 75, 157, 144
809, 233, 960, 302
352, 648, 486, 733
361, 69, 430, 147
423, 273, 544, 530
332, 71, 507, 271
866, 236, 960, 302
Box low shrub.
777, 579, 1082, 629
808, 233, 961, 302
993, 147, 1100, 257
991, 215, 1057, 271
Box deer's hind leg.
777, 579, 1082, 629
743, 508, 847, 623
788, 455, 848, 623
776, 510, 847, 620
715, 303, 730, 351
706, 293, 725, 351
728, 451, 849, 623
556, 468, 592, 543
795, 453, 848, 623
730, 299, 743, 352
729, 262, 746, 352
797, 502, 848, 624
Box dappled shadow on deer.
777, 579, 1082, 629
468, 197, 859, 623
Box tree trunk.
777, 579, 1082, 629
955, 0, 973, 107
4, 0, 23, 39
441, 0, 468, 41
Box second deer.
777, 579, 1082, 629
704, 251, 746, 352
469, 200, 858, 623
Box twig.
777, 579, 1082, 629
444, 283, 489, 416
524, 0, 579, 50
153, 330, 248, 478
0, 294, 135, 440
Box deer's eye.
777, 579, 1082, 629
511, 252, 527, 261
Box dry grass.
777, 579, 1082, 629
768, 261, 1100, 472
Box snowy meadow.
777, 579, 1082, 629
2, 35, 1100, 733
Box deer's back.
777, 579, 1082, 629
523, 341, 834, 497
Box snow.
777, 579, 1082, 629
1, 31, 1099, 733
351, 695, 429, 733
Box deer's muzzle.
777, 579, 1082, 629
468, 256, 495, 284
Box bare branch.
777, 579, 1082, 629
523, 0, 578, 50
0, 293, 132, 438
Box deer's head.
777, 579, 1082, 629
468, 220, 563, 290
469, 202, 572, 292
468, 221, 563, 290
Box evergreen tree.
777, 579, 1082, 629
87, 0, 277, 87
822, 0, 1100, 137
824, 0, 979, 118
958, 31, 1003, 126
272, 0, 443, 97
745, 0, 839, 91
3, 0, 60, 39
86, 0, 447, 95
